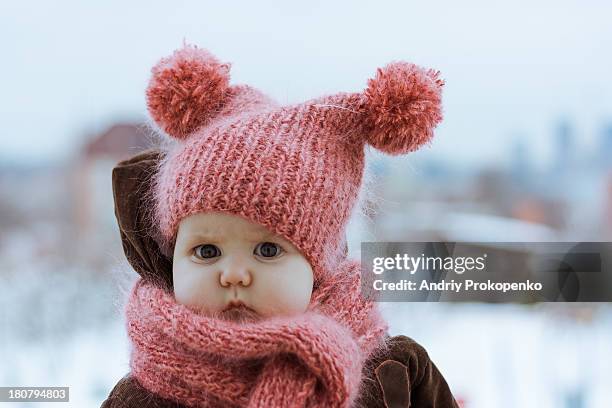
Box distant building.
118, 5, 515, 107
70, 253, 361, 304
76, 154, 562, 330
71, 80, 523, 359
73, 122, 155, 242
599, 123, 612, 170
554, 118, 574, 174
83, 123, 153, 161
510, 197, 565, 230
511, 137, 531, 185
606, 173, 612, 238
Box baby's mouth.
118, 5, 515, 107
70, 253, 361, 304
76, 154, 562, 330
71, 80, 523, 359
219, 301, 260, 323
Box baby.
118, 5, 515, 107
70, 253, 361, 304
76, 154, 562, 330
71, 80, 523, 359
102, 45, 459, 408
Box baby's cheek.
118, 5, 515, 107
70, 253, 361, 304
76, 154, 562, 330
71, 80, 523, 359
173, 261, 223, 311
254, 266, 313, 316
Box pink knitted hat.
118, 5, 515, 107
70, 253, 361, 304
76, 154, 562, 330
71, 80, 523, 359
149, 44, 444, 279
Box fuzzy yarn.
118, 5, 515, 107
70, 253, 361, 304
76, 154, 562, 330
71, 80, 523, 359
126, 259, 387, 408
146, 46, 231, 139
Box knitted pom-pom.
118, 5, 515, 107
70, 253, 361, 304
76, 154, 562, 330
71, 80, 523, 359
363, 62, 444, 155
146, 45, 231, 140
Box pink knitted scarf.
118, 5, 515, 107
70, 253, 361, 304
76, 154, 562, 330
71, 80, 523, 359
126, 260, 387, 408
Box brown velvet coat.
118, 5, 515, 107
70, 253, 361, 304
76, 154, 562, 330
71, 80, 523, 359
102, 149, 460, 408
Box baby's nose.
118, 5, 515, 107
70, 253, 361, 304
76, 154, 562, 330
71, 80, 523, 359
219, 264, 252, 287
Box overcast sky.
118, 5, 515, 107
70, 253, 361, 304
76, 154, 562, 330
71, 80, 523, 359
1, 0, 610, 168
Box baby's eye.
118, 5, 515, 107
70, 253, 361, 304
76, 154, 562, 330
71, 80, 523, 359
254, 242, 284, 258
194, 244, 221, 259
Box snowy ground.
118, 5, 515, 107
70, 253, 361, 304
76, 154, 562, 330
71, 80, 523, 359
381, 302, 612, 408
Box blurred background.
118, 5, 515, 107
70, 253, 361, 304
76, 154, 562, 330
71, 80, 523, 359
1, 1, 611, 407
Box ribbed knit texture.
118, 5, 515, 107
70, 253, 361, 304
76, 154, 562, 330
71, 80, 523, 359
126, 259, 388, 408
148, 44, 445, 278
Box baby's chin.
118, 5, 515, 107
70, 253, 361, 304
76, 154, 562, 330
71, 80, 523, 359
183, 301, 305, 323
214, 304, 262, 323
181, 301, 263, 323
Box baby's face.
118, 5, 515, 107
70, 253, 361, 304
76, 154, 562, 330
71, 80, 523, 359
172, 212, 314, 321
